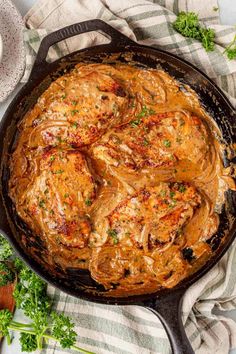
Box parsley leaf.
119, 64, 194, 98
52, 169, 64, 174
143, 138, 150, 146
130, 106, 156, 127
39, 199, 46, 209
107, 229, 119, 244
71, 109, 79, 116
137, 105, 156, 118
71, 122, 78, 129
85, 198, 92, 206
179, 184, 187, 193
163, 139, 171, 147
223, 34, 236, 60
0, 262, 14, 287
0, 235, 13, 260
20, 333, 38, 352
200, 27, 215, 51
51, 312, 77, 348
0, 309, 13, 343
130, 117, 142, 127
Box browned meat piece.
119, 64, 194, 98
91, 110, 209, 171
21, 66, 129, 149
9, 149, 96, 248
106, 182, 201, 250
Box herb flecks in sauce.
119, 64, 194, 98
107, 229, 119, 245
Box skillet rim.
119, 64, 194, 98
0, 39, 236, 305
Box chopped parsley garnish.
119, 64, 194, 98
71, 122, 78, 129
143, 138, 150, 146
50, 155, 55, 161
130, 102, 136, 108
107, 229, 119, 245
57, 137, 66, 144
130, 117, 142, 127
170, 191, 175, 199
64, 193, 69, 198
160, 190, 166, 197
61, 94, 67, 99
163, 139, 171, 147
137, 105, 156, 118
137, 107, 148, 118
39, 199, 46, 209
44, 188, 49, 194
148, 108, 156, 115
72, 100, 77, 106
130, 106, 156, 127
52, 169, 64, 174
179, 184, 186, 193
71, 109, 79, 116
85, 198, 92, 206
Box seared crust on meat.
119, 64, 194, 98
9, 149, 96, 248
20, 66, 129, 149
91, 110, 209, 170
107, 183, 201, 250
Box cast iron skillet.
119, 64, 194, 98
0, 20, 236, 354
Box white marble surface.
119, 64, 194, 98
0, 0, 236, 353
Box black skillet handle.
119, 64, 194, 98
30, 19, 136, 78
142, 289, 194, 354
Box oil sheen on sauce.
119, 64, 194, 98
9, 63, 234, 296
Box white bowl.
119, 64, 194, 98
0, 34, 3, 63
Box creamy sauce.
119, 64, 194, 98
9, 63, 234, 296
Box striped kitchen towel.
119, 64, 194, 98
21, 1, 236, 354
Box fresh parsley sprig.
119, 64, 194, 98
173, 11, 215, 52
0, 235, 94, 354
0, 262, 14, 286
223, 34, 236, 60
0, 308, 93, 353
0, 235, 13, 260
